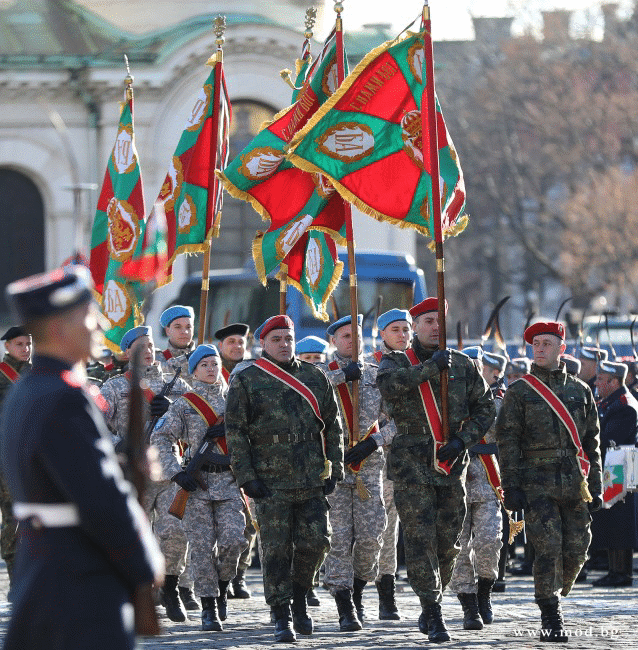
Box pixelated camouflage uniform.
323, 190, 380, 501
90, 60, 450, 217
495, 362, 601, 602
100, 363, 193, 585
0, 353, 31, 582
377, 337, 495, 606
225, 352, 344, 606
151, 379, 248, 597
159, 341, 195, 385
320, 353, 395, 594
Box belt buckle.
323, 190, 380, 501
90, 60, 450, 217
292, 431, 300, 444
273, 434, 279, 444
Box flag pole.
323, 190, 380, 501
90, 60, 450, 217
422, 1, 449, 441
334, 1, 361, 435
199, 15, 226, 344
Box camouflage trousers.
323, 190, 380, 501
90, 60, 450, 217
525, 492, 591, 601
377, 448, 399, 580
182, 490, 248, 597
143, 479, 192, 587
324, 474, 386, 594
237, 496, 257, 575
394, 480, 466, 605
449, 494, 503, 593
255, 487, 330, 606
0, 474, 16, 582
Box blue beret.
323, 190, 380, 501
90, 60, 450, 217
120, 326, 152, 352
160, 305, 194, 328
296, 336, 330, 355
326, 314, 363, 337
483, 351, 507, 373
462, 346, 483, 361
377, 309, 412, 331
188, 344, 219, 375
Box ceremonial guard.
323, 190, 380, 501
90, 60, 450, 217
377, 298, 495, 643
496, 321, 602, 642
151, 344, 249, 630
590, 359, 637, 587
0, 266, 163, 650
0, 326, 32, 585
159, 305, 196, 381
225, 315, 344, 642
578, 346, 608, 394
372, 308, 413, 621
561, 354, 581, 377
320, 314, 395, 631
505, 357, 531, 385
100, 325, 195, 621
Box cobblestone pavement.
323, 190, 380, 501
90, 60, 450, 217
0, 557, 635, 649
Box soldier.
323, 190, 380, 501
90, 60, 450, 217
376, 297, 494, 642
151, 344, 249, 630
100, 325, 195, 621
159, 305, 196, 381
225, 314, 344, 642
0, 326, 32, 586
0, 266, 163, 650
578, 346, 608, 394
505, 357, 530, 385
296, 335, 330, 364
561, 354, 581, 377
496, 321, 602, 642
450, 348, 505, 630
372, 309, 413, 621
320, 314, 395, 631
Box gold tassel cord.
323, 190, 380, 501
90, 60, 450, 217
356, 475, 371, 501
580, 480, 593, 502
319, 459, 332, 481
507, 516, 525, 546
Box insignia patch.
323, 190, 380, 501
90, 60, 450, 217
106, 198, 140, 261
154, 417, 166, 430
315, 122, 375, 163
238, 146, 284, 181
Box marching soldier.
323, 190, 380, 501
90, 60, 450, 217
100, 325, 195, 621
0, 326, 32, 585
578, 346, 608, 394
496, 321, 602, 642
159, 305, 196, 381
296, 335, 330, 364
561, 354, 581, 377
505, 357, 531, 385
151, 344, 249, 630
0, 266, 163, 650
225, 315, 344, 642
376, 298, 495, 642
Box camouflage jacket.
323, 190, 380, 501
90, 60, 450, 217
159, 341, 195, 385
225, 352, 345, 490
151, 379, 241, 500
376, 338, 495, 486
466, 395, 502, 502
0, 353, 31, 413
495, 362, 602, 499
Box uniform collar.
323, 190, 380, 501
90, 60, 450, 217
412, 336, 436, 361
531, 361, 567, 384
191, 378, 223, 395
261, 350, 299, 371
166, 340, 194, 358
2, 352, 30, 373
32, 354, 72, 373
599, 385, 628, 410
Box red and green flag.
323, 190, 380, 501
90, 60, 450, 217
286, 29, 468, 244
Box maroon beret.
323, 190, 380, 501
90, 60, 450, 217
409, 297, 448, 319
255, 314, 294, 340
524, 321, 566, 345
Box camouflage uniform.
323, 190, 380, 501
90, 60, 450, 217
100, 364, 193, 585
320, 353, 395, 594
377, 338, 495, 605
159, 341, 196, 384
225, 352, 344, 606
151, 379, 248, 597
495, 361, 602, 602
0, 353, 32, 581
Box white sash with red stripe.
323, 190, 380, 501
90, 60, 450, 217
0, 362, 20, 383
182, 391, 226, 454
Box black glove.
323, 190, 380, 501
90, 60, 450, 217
323, 476, 338, 495
431, 349, 451, 371
343, 361, 363, 382
150, 394, 170, 417
436, 435, 465, 462
503, 488, 528, 512
241, 479, 273, 500
588, 495, 603, 513
172, 471, 198, 492
206, 423, 226, 439
344, 438, 378, 466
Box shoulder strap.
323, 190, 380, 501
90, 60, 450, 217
162, 349, 173, 360
373, 350, 383, 363
124, 371, 156, 403
182, 392, 226, 454
0, 362, 20, 383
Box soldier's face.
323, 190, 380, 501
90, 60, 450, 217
579, 358, 598, 381
165, 317, 193, 349
332, 325, 363, 358
380, 321, 411, 351
414, 312, 439, 347
532, 334, 566, 369
128, 335, 155, 367
595, 372, 619, 399
298, 352, 326, 364
5, 335, 32, 362
59, 301, 102, 364
194, 355, 221, 384
262, 330, 294, 362
482, 365, 501, 385
220, 335, 247, 361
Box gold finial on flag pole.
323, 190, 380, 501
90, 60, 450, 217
124, 54, 133, 101
304, 7, 317, 38
207, 15, 226, 65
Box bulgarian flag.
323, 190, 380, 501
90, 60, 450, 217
603, 447, 627, 508
286, 29, 468, 243
89, 79, 146, 352
154, 52, 231, 285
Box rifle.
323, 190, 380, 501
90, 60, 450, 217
168, 422, 230, 520
126, 343, 161, 635
144, 367, 182, 442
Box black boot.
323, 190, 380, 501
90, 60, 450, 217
179, 586, 200, 611
477, 577, 495, 624
230, 570, 251, 598
306, 587, 321, 607
217, 580, 229, 621
376, 574, 401, 620
201, 596, 223, 631
292, 582, 313, 635
418, 603, 450, 643
457, 593, 483, 630
537, 598, 568, 643
161, 575, 187, 622
334, 589, 362, 632
272, 603, 297, 642
352, 578, 366, 621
